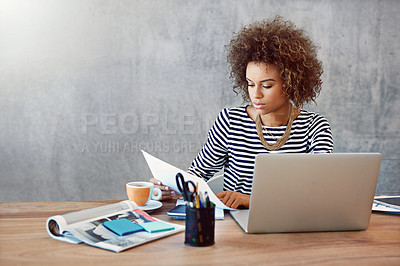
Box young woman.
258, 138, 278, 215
151, 16, 333, 208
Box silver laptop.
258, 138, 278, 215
230, 153, 381, 233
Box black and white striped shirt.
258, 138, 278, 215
188, 106, 334, 194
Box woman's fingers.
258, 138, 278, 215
160, 189, 175, 200
150, 178, 162, 185
216, 191, 233, 207
215, 191, 250, 209
150, 177, 176, 200
216, 191, 228, 203
150, 177, 169, 191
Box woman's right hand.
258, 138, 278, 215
216, 191, 250, 209
150, 178, 176, 201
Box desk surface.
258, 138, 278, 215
1, 200, 399, 265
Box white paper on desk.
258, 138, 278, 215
142, 150, 233, 211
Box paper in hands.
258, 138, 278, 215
142, 150, 233, 210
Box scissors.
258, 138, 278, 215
175, 173, 197, 203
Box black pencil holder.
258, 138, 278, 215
184, 205, 215, 247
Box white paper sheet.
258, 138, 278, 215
142, 150, 233, 210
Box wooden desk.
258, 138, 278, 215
1, 200, 399, 265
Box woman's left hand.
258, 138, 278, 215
216, 191, 250, 209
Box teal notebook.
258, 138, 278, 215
139, 221, 175, 233
103, 218, 144, 236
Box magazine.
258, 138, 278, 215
46, 200, 185, 252
373, 196, 400, 214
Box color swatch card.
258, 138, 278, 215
103, 218, 144, 236
139, 221, 175, 233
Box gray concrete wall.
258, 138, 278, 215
1, 0, 399, 202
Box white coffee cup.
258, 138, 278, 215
126, 181, 162, 206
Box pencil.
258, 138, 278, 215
195, 182, 200, 208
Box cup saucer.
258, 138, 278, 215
137, 200, 163, 211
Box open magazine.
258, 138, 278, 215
46, 200, 184, 252
373, 196, 400, 214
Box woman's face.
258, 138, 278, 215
246, 61, 289, 116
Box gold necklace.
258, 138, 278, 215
255, 103, 294, 151
265, 128, 277, 140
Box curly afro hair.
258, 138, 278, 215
226, 16, 323, 108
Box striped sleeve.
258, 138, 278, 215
187, 108, 230, 181
308, 115, 334, 153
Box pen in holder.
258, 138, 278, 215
184, 204, 215, 247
